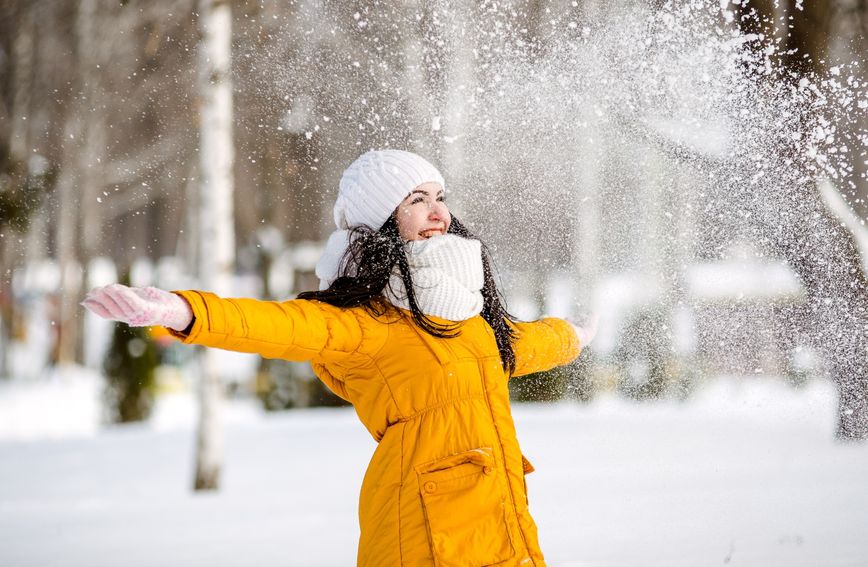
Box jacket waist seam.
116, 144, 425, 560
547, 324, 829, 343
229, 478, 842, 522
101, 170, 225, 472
395, 393, 486, 422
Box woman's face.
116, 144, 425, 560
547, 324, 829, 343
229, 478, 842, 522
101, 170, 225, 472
395, 182, 451, 241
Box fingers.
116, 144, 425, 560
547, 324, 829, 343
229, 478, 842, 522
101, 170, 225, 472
101, 284, 141, 321
81, 297, 114, 320
81, 286, 127, 321
81, 284, 146, 325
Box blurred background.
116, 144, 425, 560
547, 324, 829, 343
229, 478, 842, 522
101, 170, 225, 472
1, 1, 867, 564
2, 0, 866, 430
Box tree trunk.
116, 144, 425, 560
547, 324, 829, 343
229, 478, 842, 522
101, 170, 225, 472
55, 0, 106, 367
0, 1, 36, 379
736, 0, 867, 439
54, 118, 84, 366
763, 182, 868, 439
193, 0, 235, 491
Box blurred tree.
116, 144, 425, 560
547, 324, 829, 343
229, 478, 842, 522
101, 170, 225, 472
54, 0, 105, 365
0, 0, 54, 378
103, 322, 159, 423
733, 0, 868, 440
192, 0, 236, 491
0, 0, 201, 368
0, 147, 54, 379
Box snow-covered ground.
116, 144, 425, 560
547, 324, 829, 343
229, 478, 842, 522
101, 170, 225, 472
0, 371, 866, 566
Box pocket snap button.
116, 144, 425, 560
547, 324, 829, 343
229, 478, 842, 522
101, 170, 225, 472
483, 465, 494, 475
424, 481, 437, 493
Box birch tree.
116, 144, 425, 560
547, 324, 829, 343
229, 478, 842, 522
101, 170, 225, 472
193, 0, 235, 490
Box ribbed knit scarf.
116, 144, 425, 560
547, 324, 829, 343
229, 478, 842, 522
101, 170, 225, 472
384, 234, 484, 322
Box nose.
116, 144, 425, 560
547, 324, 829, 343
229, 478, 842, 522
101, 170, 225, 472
428, 201, 447, 221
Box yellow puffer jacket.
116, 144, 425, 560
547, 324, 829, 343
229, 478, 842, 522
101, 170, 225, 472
170, 291, 581, 567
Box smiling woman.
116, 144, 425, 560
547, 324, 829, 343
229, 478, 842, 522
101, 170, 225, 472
299, 151, 516, 351
81, 149, 597, 567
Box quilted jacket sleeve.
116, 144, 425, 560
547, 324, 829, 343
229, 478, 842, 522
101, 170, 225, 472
165, 290, 372, 364
510, 317, 581, 377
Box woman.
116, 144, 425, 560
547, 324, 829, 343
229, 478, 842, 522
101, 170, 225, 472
83, 149, 597, 567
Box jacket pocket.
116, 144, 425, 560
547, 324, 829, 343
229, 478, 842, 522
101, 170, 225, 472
416, 447, 514, 567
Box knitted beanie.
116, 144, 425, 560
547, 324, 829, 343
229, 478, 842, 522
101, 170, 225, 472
333, 150, 446, 230
315, 150, 446, 289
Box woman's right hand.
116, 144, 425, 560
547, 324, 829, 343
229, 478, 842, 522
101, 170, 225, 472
81, 284, 194, 332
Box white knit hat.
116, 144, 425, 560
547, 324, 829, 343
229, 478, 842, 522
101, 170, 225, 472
315, 150, 446, 289
333, 150, 446, 230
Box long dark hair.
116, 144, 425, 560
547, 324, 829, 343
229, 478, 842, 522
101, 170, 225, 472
297, 216, 518, 373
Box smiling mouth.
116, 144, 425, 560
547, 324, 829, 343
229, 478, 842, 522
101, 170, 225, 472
419, 227, 445, 239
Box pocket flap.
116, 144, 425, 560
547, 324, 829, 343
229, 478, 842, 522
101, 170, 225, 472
416, 447, 495, 475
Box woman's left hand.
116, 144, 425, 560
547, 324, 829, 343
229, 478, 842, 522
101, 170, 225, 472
569, 313, 599, 347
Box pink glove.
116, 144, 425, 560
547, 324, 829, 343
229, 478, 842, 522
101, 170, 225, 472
570, 313, 599, 347
81, 284, 194, 332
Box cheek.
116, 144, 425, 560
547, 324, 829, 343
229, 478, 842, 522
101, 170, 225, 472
396, 207, 425, 238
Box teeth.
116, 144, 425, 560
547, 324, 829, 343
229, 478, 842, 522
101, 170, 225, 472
418, 226, 445, 239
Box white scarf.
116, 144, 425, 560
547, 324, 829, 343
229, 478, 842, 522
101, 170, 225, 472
384, 234, 484, 321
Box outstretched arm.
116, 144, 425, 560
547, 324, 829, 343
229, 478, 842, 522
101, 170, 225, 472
169, 289, 369, 362
83, 284, 375, 404
82, 284, 371, 363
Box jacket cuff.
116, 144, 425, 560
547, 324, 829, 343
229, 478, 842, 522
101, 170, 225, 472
166, 290, 210, 343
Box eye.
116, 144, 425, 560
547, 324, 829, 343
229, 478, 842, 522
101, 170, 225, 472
437, 195, 446, 202
411, 197, 424, 205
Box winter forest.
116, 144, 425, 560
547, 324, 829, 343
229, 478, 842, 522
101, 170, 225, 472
1, 0, 867, 565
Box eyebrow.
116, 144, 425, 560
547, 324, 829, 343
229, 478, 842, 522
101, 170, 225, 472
409, 188, 444, 196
